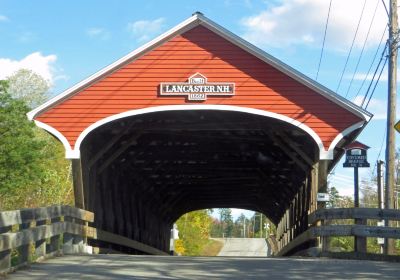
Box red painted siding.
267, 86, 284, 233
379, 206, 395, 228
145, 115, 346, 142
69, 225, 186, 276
36, 25, 363, 149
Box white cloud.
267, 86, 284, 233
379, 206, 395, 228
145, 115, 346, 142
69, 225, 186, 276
0, 52, 58, 84
241, 0, 387, 51
86, 27, 110, 40
127, 18, 165, 42
0, 15, 8, 22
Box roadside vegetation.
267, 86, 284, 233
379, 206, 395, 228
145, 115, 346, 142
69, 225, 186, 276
0, 70, 73, 210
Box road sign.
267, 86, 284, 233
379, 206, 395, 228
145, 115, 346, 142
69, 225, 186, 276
317, 193, 330, 202
343, 142, 370, 168
395, 120, 400, 133
343, 141, 370, 209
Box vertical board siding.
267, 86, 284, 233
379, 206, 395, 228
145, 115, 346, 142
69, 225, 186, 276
36, 26, 362, 149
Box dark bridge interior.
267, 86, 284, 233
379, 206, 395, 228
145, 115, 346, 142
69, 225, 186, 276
80, 110, 319, 253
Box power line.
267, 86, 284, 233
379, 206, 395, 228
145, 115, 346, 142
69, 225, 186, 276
361, 42, 388, 107
316, 0, 333, 81
336, 0, 367, 93
354, 26, 388, 100
381, 0, 389, 17
345, 0, 380, 98
365, 55, 388, 109
372, 127, 387, 177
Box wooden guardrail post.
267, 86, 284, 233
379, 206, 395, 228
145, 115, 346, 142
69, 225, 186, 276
63, 215, 85, 254
17, 221, 31, 266
355, 218, 367, 253
0, 225, 11, 271
47, 217, 61, 255
34, 219, 47, 260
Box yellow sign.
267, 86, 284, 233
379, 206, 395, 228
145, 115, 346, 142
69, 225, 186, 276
395, 120, 400, 133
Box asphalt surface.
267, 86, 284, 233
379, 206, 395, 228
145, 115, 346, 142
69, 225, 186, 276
217, 238, 270, 256
4, 254, 400, 279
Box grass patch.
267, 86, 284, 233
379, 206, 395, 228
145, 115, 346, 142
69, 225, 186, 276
200, 239, 224, 256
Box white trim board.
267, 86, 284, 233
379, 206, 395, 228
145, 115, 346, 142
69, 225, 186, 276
27, 13, 372, 122
35, 105, 364, 160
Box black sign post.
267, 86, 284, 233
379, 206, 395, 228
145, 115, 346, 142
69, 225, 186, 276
343, 141, 370, 253
343, 142, 370, 207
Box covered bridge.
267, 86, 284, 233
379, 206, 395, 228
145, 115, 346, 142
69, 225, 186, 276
28, 13, 371, 254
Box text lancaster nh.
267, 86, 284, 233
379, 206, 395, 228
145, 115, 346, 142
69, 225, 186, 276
161, 83, 235, 94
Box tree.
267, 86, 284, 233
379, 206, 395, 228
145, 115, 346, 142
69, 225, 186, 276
218, 208, 234, 237
327, 186, 340, 208
0, 92, 45, 196
7, 69, 49, 108
175, 210, 213, 256
0, 74, 73, 210
252, 212, 269, 238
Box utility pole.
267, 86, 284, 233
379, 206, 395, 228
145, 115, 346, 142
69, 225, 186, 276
377, 160, 385, 210
385, 0, 398, 255
243, 217, 246, 238
377, 160, 385, 254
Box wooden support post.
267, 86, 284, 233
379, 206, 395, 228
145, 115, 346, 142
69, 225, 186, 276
17, 222, 31, 265
34, 220, 47, 259
317, 160, 329, 252
72, 158, 85, 210
63, 216, 86, 254
0, 226, 11, 271
355, 219, 367, 253
353, 166, 367, 253
46, 217, 61, 255
0, 250, 10, 272
310, 161, 319, 214
317, 160, 329, 208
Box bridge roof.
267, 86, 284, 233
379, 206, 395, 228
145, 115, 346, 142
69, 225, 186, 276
28, 13, 371, 122
28, 12, 371, 162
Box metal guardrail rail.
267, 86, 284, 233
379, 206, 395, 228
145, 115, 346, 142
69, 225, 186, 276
277, 208, 400, 256
0, 205, 167, 274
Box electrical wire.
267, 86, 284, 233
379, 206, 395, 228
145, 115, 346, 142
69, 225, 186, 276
372, 127, 387, 176
381, 0, 389, 17
316, 0, 333, 81
336, 0, 367, 93
345, 0, 380, 98
354, 25, 388, 100
365, 55, 388, 109
361, 42, 388, 107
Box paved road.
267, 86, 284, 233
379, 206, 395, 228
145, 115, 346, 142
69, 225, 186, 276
217, 238, 270, 256
4, 255, 400, 279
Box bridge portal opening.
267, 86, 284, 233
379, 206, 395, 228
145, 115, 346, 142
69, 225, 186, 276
80, 109, 319, 253
173, 208, 272, 256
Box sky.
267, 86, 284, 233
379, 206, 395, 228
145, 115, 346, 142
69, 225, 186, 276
0, 0, 396, 219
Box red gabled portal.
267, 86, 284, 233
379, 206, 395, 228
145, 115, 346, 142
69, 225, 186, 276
28, 13, 372, 255
32, 23, 368, 160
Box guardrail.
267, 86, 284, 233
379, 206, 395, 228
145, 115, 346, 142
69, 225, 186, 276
277, 208, 400, 256
0, 205, 168, 274
0, 205, 93, 274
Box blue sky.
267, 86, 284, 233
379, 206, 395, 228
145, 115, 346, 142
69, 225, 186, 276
0, 0, 396, 219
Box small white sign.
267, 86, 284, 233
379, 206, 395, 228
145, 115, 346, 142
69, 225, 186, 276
377, 221, 385, 244
317, 193, 330, 202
